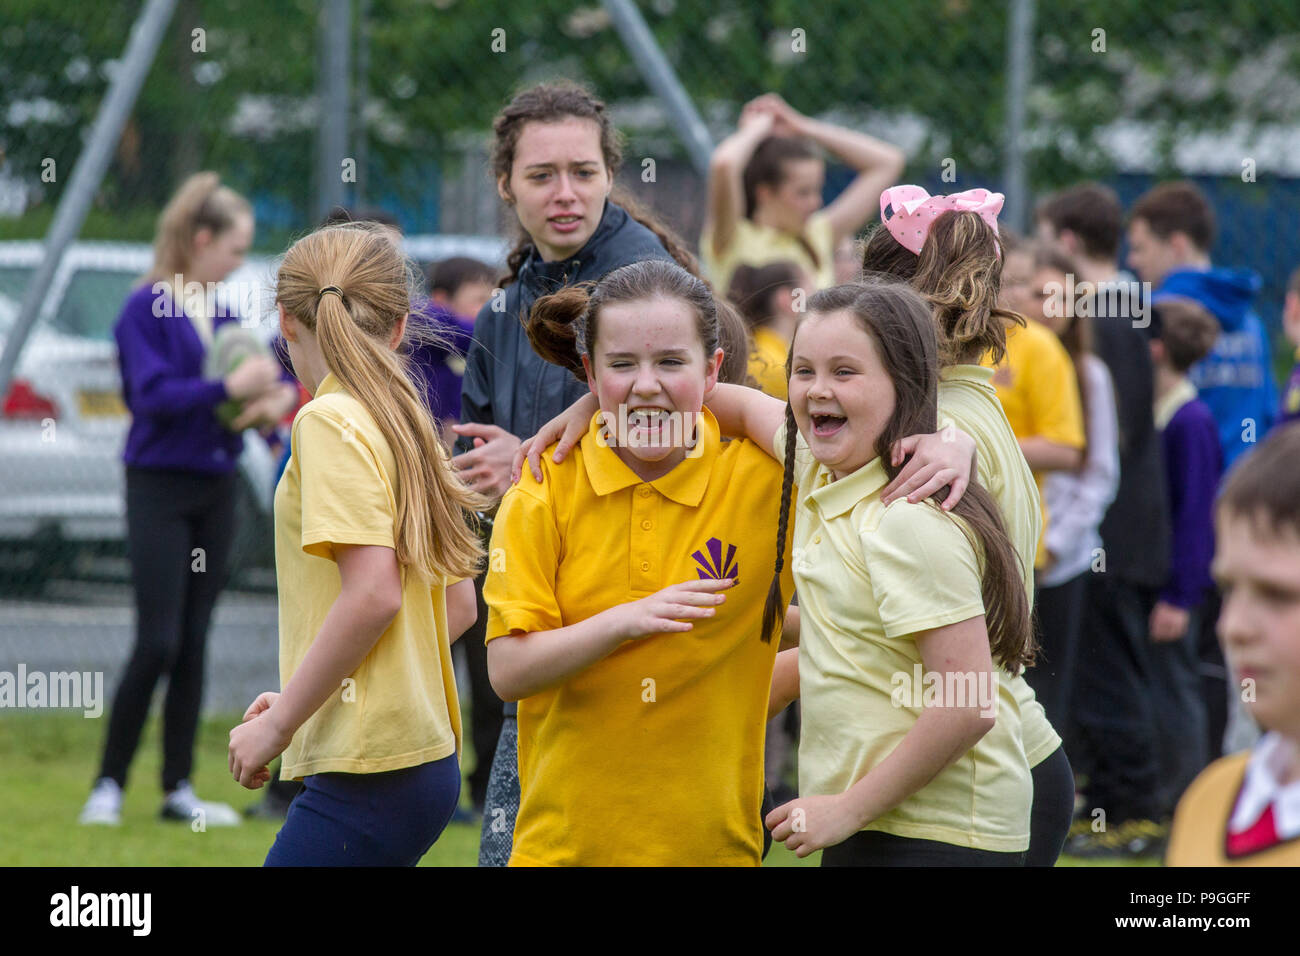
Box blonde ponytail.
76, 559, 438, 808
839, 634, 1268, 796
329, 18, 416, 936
147, 171, 252, 286
277, 225, 487, 583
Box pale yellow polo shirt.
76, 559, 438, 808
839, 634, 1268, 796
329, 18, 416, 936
485, 408, 794, 866
748, 325, 790, 400
779, 422, 1033, 853
702, 210, 836, 294
939, 365, 1061, 767
274, 371, 461, 780
983, 320, 1085, 569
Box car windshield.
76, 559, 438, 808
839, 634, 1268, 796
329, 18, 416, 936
0, 265, 140, 341
56, 269, 139, 341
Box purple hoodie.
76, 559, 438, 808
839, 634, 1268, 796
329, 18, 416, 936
114, 283, 243, 474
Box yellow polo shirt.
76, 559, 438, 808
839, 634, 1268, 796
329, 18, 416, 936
274, 372, 461, 780
939, 365, 1060, 767
702, 210, 836, 294
748, 325, 790, 400
485, 408, 794, 866
779, 422, 1033, 853
983, 320, 1085, 570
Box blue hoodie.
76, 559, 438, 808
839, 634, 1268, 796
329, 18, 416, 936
1155, 267, 1277, 470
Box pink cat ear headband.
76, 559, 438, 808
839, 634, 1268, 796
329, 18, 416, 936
879, 185, 1005, 256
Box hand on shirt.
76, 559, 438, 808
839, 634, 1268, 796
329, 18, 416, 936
512, 392, 599, 485
879, 427, 977, 511
1150, 600, 1190, 643
765, 792, 862, 857
604, 577, 736, 641
450, 423, 521, 502
228, 691, 291, 789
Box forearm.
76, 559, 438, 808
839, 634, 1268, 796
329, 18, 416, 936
1019, 436, 1083, 471
706, 383, 784, 451
767, 647, 800, 720
839, 705, 993, 827
799, 117, 904, 174
269, 589, 396, 738
488, 610, 626, 701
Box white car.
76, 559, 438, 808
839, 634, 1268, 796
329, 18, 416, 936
0, 241, 281, 588
0, 234, 505, 590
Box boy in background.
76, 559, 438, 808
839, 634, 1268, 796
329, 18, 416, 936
1167, 422, 1300, 865
417, 257, 496, 430
1148, 295, 1222, 823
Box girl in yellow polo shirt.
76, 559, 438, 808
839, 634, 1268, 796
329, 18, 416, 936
712, 281, 1036, 863
226, 224, 485, 865
482, 259, 797, 866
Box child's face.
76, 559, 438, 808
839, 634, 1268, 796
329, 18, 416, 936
999, 250, 1035, 317
1283, 291, 1300, 349
582, 296, 723, 480
759, 158, 824, 233
1031, 267, 1071, 335
500, 117, 612, 263
448, 280, 493, 320
788, 309, 896, 481
190, 212, 253, 286
1214, 512, 1300, 739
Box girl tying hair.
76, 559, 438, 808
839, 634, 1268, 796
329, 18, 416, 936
703, 93, 903, 294
227, 224, 483, 866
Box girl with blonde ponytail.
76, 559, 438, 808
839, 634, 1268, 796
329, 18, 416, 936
228, 223, 486, 866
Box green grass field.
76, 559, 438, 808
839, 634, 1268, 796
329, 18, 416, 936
0, 712, 820, 866
0, 712, 1146, 866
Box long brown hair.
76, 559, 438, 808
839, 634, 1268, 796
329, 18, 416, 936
276, 224, 487, 582
146, 171, 251, 285
860, 209, 1024, 367
727, 260, 803, 332
759, 282, 1034, 670
1032, 241, 1092, 462
526, 259, 724, 382
489, 81, 698, 284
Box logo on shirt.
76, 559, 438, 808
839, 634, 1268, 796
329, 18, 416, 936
692, 537, 739, 584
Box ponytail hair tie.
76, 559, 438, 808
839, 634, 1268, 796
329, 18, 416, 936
317, 286, 344, 303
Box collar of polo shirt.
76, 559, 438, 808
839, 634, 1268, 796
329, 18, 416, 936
581, 406, 720, 506
803, 455, 891, 517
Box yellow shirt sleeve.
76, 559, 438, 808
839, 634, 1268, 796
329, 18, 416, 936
862, 501, 986, 640
1025, 330, 1085, 449
296, 407, 396, 561
483, 482, 563, 640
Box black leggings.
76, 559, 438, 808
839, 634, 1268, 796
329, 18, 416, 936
98, 466, 237, 792
1027, 744, 1075, 866
821, 830, 1025, 866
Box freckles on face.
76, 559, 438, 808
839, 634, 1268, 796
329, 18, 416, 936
788, 310, 895, 480
587, 296, 714, 466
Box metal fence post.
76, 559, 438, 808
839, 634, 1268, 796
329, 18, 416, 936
316, 0, 351, 221
0, 0, 178, 398
603, 0, 714, 176
1002, 0, 1035, 233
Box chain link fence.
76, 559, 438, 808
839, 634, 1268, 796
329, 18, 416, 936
2, 0, 1300, 706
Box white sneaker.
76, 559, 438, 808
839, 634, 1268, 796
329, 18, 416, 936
160, 781, 242, 827
79, 778, 123, 826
